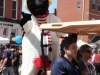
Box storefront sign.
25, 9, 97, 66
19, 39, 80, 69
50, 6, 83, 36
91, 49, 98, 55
0, 22, 13, 27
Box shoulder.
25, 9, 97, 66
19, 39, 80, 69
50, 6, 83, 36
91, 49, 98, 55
48, 14, 61, 23
5, 50, 11, 53
52, 57, 65, 71
78, 60, 87, 71
78, 60, 83, 65
15, 52, 20, 56
54, 57, 64, 63
78, 60, 85, 68
53, 57, 65, 66
53, 57, 70, 67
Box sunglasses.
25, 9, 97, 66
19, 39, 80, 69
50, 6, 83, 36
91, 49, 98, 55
85, 50, 92, 53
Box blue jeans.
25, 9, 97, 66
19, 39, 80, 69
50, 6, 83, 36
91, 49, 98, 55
13, 67, 19, 75
2, 67, 12, 75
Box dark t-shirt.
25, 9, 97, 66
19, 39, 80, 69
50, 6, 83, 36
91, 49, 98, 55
4, 50, 14, 67
52, 56, 81, 75
78, 60, 87, 71
13, 52, 20, 67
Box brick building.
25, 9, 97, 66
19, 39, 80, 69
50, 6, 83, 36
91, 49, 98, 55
57, 0, 100, 44
0, 0, 22, 44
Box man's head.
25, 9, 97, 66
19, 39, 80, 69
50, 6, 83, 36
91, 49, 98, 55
60, 38, 77, 59
98, 49, 100, 53
5, 43, 10, 49
16, 47, 19, 52
25, 0, 49, 15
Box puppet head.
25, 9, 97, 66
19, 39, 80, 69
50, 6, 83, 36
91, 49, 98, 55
24, 0, 52, 15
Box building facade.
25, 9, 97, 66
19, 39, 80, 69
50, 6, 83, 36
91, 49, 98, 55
57, 0, 100, 43
0, 0, 22, 44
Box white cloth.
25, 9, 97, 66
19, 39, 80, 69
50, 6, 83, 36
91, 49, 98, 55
21, 14, 65, 75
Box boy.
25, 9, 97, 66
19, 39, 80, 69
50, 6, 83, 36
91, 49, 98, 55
52, 38, 81, 75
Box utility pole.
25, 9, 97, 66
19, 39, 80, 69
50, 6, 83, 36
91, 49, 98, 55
81, 0, 85, 40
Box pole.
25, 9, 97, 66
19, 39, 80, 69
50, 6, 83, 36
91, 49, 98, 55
41, 30, 47, 75
81, 0, 85, 40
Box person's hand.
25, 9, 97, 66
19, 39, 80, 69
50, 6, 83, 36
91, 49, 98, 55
20, 12, 31, 28
0, 67, 3, 72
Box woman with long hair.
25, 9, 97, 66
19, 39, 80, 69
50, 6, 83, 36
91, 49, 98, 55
77, 44, 96, 75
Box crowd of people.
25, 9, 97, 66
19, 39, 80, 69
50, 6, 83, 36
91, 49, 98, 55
0, 44, 22, 75
0, 38, 100, 75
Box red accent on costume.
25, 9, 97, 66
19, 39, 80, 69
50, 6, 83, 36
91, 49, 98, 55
33, 55, 50, 68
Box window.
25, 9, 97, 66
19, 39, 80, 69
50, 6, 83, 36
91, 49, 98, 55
91, 18, 95, 20
12, 0, 17, 19
10, 29, 18, 39
92, 0, 95, 9
0, 0, 4, 17
11, 29, 16, 38
98, 0, 100, 11
77, 2, 81, 9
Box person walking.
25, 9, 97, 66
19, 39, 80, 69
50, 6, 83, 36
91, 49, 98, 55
0, 43, 14, 75
93, 49, 100, 74
12, 47, 20, 75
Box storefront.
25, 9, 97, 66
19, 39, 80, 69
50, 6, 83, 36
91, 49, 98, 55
0, 20, 22, 44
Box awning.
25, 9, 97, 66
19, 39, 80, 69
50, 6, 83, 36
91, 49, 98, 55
0, 36, 10, 44
39, 20, 100, 35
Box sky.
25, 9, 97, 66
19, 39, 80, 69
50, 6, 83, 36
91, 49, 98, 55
22, 0, 57, 13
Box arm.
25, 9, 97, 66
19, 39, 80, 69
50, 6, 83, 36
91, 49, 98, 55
12, 53, 17, 64
1, 58, 7, 68
0, 60, 3, 65
0, 51, 8, 72
0, 58, 7, 72
0, 56, 4, 65
20, 12, 32, 34
1, 51, 8, 68
12, 57, 17, 64
20, 12, 31, 28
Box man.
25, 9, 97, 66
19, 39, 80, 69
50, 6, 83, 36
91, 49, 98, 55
52, 38, 81, 75
93, 49, 100, 74
12, 47, 20, 75
0, 43, 14, 75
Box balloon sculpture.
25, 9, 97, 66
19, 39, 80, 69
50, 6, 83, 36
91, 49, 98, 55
12, 36, 22, 44
20, 0, 66, 75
